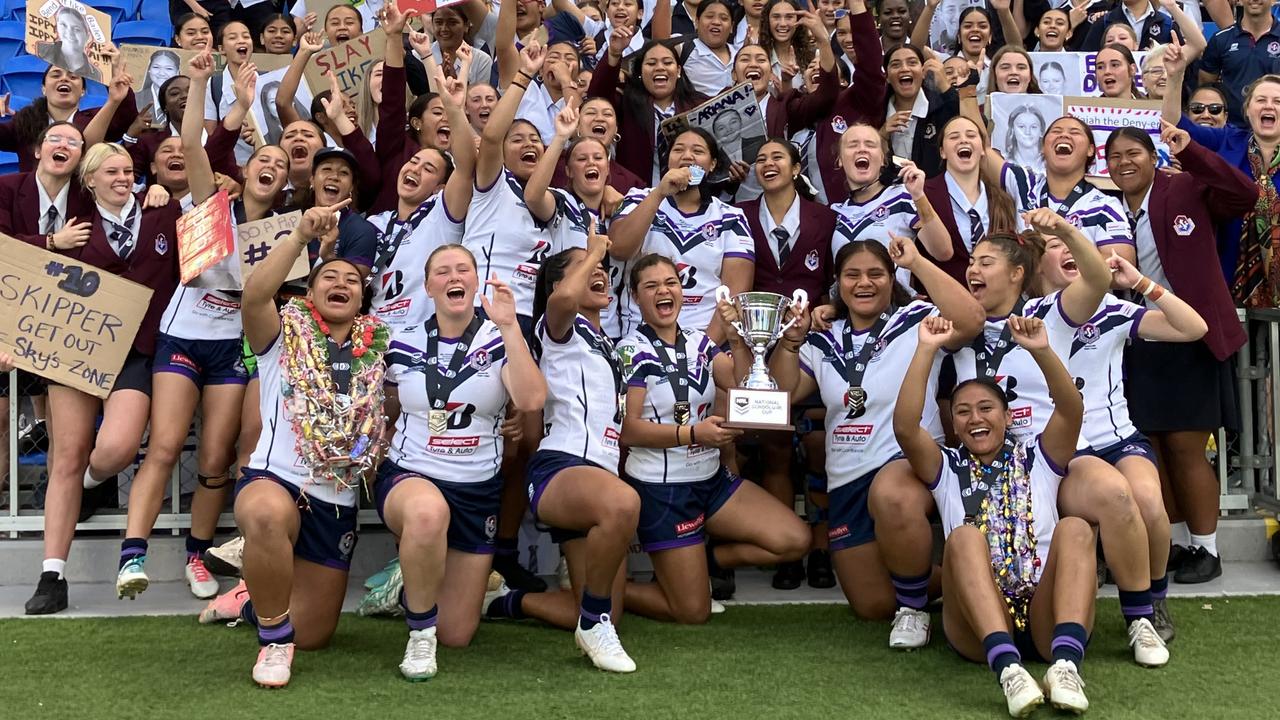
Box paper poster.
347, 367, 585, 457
989, 92, 1066, 175
1064, 96, 1171, 184
177, 191, 235, 285
304, 29, 386, 100
237, 212, 309, 286
659, 82, 767, 173
0, 233, 152, 398
25, 0, 112, 85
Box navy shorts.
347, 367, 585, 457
374, 459, 501, 554
235, 470, 359, 571
628, 467, 743, 552
827, 465, 881, 552
154, 334, 249, 386
527, 449, 609, 544
1075, 432, 1156, 466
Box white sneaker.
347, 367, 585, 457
116, 557, 149, 599
252, 643, 294, 688
888, 607, 930, 649
204, 536, 245, 576
1128, 617, 1170, 667
185, 556, 219, 599
83, 466, 104, 490
999, 663, 1045, 718
399, 627, 439, 681
1043, 659, 1089, 714
575, 613, 636, 673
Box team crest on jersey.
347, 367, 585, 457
1270, 41, 1280, 56
805, 249, 819, 271
154, 233, 168, 255
471, 348, 491, 371
1173, 215, 1195, 236
701, 222, 719, 241
831, 115, 848, 133
1079, 323, 1100, 344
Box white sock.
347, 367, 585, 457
42, 558, 67, 579
1190, 532, 1218, 557
1170, 522, 1191, 546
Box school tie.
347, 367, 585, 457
772, 226, 792, 267
43, 205, 60, 235
967, 208, 984, 249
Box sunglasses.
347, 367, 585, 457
1188, 103, 1225, 115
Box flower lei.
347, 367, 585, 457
970, 439, 1040, 631
280, 298, 390, 503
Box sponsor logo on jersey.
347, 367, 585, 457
1011, 405, 1032, 429
197, 293, 241, 315
832, 423, 873, 445
1173, 215, 1195, 236
675, 513, 706, 536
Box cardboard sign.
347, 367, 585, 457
305, 29, 386, 100
25, 0, 112, 85
1064, 96, 1172, 186
988, 92, 1066, 175
177, 191, 235, 285
238, 212, 309, 286
659, 82, 767, 172
0, 233, 152, 398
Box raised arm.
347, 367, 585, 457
525, 104, 577, 223
486, 275, 547, 411
277, 31, 325, 128
893, 317, 950, 485
545, 220, 609, 340
1108, 252, 1207, 342
1008, 315, 1081, 468
480, 43, 544, 188
1022, 208, 1110, 324
888, 234, 984, 344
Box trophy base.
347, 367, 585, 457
722, 387, 794, 431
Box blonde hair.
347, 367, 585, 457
78, 142, 131, 186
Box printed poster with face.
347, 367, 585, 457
989, 92, 1065, 176
25, 0, 112, 85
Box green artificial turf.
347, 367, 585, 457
0, 599, 1273, 719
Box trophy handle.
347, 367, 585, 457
777, 288, 809, 335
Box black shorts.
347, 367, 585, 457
235, 470, 359, 571
374, 459, 501, 554
0, 370, 44, 398
628, 467, 742, 552
154, 334, 249, 387
1125, 339, 1238, 433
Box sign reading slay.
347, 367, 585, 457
0, 234, 152, 398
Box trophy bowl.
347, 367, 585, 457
716, 286, 807, 429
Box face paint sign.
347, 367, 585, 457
0, 233, 152, 398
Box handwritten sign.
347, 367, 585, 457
659, 82, 766, 171
1065, 96, 1171, 187
0, 233, 152, 398
305, 29, 385, 101
238, 212, 309, 286
177, 191, 235, 285
25, 0, 112, 85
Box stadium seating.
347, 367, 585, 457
1, 55, 50, 100
0, 19, 22, 61
113, 20, 173, 47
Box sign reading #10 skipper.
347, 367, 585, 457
0, 234, 152, 399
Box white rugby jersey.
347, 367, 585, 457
951, 292, 1077, 439
368, 192, 464, 336
614, 189, 755, 333
798, 301, 943, 491
1066, 293, 1146, 450
544, 189, 628, 339
464, 169, 554, 318
384, 320, 510, 481
245, 333, 356, 507
619, 326, 722, 484
1000, 163, 1134, 250
536, 314, 623, 472
831, 185, 921, 289
930, 434, 1065, 584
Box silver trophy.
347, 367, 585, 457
716, 286, 808, 429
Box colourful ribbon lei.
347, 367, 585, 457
279, 298, 390, 503
970, 441, 1040, 631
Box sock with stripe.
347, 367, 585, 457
1051, 622, 1089, 668
1119, 587, 1154, 625
1150, 574, 1169, 600
119, 538, 148, 570
486, 588, 527, 620
185, 535, 213, 563
983, 631, 1021, 679
578, 589, 611, 631
890, 570, 930, 611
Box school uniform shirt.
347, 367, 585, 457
619, 327, 722, 483
799, 303, 944, 492
1067, 293, 1146, 450
384, 320, 510, 481
464, 169, 554, 319
930, 433, 1065, 584
1000, 163, 1133, 250
614, 189, 755, 334
536, 314, 624, 471
832, 185, 921, 289
367, 191, 466, 336
950, 291, 1077, 439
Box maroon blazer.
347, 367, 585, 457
736, 195, 836, 303
0, 92, 139, 172
764, 65, 840, 139
1148, 141, 1253, 361
0, 172, 94, 247
59, 196, 183, 357
919, 173, 970, 287
586, 57, 709, 185
813, 10, 887, 205
551, 155, 644, 194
